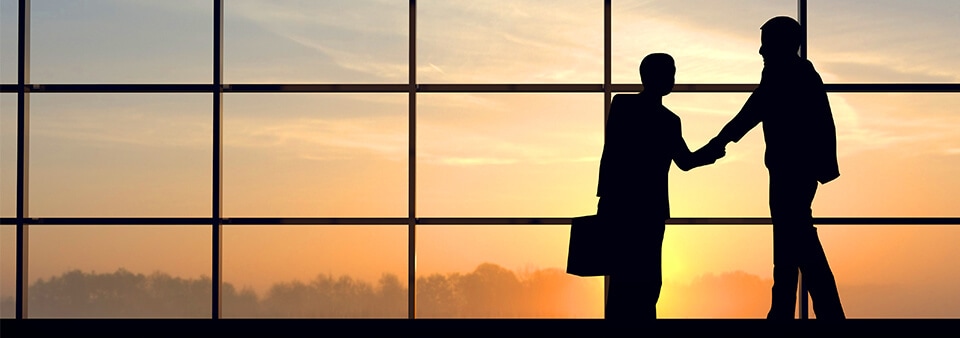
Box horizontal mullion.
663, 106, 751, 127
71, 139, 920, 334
222, 217, 409, 225
4, 83, 959, 94
824, 83, 960, 92
2, 218, 212, 225
1, 217, 958, 226
12, 84, 215, 93
417, 84, 603, 93
224, 84, 410, 93
611, 84, 757, 93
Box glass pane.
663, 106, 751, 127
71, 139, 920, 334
27, 226, 211, 318
808, 1, 960, 83
816, 225, 960, 318
612, 0, 796, 83
224, 0, 408, 83
658, 225, 773, 318
30, 0, 212, 83
30, 94, 211, 217
416, 225, 603, 318
224, 94, 407, 217
0, 0, 17, 84
223, 225, 407, 318
417, 94, 602, 217
418, 0, 603, 83
1, 93, 15, 217
0, 225, 13, 318
660, 93, 769, 217
817, 94, 960, 217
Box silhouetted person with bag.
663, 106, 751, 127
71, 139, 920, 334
597, 53, 724, 320
703, 16, 846, 319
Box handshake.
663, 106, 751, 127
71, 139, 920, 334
693, 137, 728, 165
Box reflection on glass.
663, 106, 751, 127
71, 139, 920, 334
416, 225, 604, 318
27, 226, 211, 318
808, 1, 960, 83
30, 0, 212, 83
224, 0, 407, 83
1, 93, 16, 217
0, 0, 17, 84
223, 94, 407, 217
418, 94, 603, 217
223, 225, 407, 318
612, 0, 795, 83
0, 225, 14, 318
29, 94, 211, 217
418, 0, 602, 83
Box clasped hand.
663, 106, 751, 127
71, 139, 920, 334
695, 138, 727, 164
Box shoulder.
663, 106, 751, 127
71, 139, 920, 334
612, 93, 640, 104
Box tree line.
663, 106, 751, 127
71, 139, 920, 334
0, 262, 599, 318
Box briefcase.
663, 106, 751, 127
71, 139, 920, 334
566, 214, 613, 277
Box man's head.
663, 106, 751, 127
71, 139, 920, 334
639, 53, 675, 96
759, 16, 801, 59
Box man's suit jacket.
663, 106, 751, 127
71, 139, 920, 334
596, 93, 713, 220
716, 57, 840, 184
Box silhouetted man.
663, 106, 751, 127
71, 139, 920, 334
705, 16, 845, 319
597, 53, 723, 320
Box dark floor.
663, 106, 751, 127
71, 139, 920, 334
3, 319, 959, 337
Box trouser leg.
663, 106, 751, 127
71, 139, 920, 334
768, 226, 800, 319
801, 228, 846, 319
604, 223, 664, 320
767, 174, 844, 319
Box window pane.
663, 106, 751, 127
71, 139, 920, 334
418, 0, 603, 83
816, 225, 960, 318
613, 0, 796, 83
658, 225, 773, 318
660, 93, 769, 217
30, 94, 211, 217
817, 94, 960, 217
224, 0, 408, 84
0, 0, 17, 84
808, 1, 960, 83
416, 225, 603, 318
30, 0, 212, 83
224, 94, 407, 217
417, 94, 602, 217
0, 225, 13, 318
27, 226, 211, 318
223, 225, 407, 318
1, 93, 15, 217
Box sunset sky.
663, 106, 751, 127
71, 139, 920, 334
1, 0, 958, 318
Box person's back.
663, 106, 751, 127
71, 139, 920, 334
597, 93, 681, 220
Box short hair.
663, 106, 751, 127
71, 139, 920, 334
639, 53, 675, 78
760, 16, 801, 53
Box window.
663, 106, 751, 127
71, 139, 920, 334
2, 0, 957, 319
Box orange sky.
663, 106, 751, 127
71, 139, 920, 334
1, 0, 959, 318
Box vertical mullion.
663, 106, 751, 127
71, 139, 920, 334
212, 0, 224, 319
407, 0, 417, 320
797, 0, 810, 320
603, 0, 611, 312
16, 0, 31, 320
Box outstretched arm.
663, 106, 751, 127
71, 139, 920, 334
712, 89, 764, 148
673, 120, 725, 171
